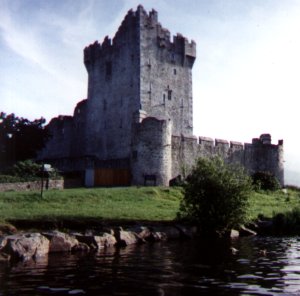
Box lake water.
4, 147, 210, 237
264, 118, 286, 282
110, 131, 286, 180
1, 236, 300, 295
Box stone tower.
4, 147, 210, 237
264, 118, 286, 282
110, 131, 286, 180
83, 5, 195, 162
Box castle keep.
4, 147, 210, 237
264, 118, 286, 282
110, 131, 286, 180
38, 6, 284, 187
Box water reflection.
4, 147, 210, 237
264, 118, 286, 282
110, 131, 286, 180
1, 237, 300, 295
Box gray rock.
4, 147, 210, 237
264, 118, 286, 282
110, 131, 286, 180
114, 228, 142, 247
3, 233, 49, 260
150, 231, 168, 242
230, 229, 240, 239
154, 226, 181, 240
94, 233, 117, 248
72, 242, 90, 252
0, 252, 11, 262
75, 235, 98, 250
43, 231, 79, 253
76, 233, 117, 249
239, 226, 257, 237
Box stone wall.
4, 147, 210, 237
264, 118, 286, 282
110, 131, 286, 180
0, 179, 64, 192
171, 133, 284, 186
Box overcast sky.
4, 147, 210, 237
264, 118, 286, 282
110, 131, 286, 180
1, 0, 299, 185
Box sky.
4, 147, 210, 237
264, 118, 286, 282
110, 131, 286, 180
1, 0, 300, 185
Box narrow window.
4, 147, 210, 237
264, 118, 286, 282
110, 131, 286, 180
163, 93, 166, 104
173, 69, 177, 75
171, 53, 175, 62
168, 90, 172, 100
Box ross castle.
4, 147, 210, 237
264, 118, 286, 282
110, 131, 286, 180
38, 5, 284, 187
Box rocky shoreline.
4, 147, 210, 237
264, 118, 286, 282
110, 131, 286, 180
0, 223, 199, 262
0, 221, 264, 263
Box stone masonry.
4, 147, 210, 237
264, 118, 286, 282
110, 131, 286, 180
38, 6, 284, 187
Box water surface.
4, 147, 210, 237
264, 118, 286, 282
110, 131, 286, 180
1, 236, 300, 295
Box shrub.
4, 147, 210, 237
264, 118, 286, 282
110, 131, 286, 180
0, 175, 22, 183
178, 157, 253, 236
10, 160, 41, 179
272, 208, 300, 235
252, 171, 280, 191
0, 160, 61, 183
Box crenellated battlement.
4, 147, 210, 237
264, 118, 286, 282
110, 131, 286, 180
84, 5, 196, 70
171, 133, 284, 186
198, 134, 283, 150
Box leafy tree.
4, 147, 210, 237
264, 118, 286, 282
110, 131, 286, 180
178, 157, 253, 237
0, 112, 49, 168
252, 171, 281, 191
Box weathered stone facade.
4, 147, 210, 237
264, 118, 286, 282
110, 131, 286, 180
38, 6, 284, 187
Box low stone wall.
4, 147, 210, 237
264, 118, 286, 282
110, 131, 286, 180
0, 179, 64, 192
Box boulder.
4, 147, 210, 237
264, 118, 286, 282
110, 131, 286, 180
239, 226, 257, 237
150, 231, 167, 242
0, 252, 11, 262
42, 231, 79, 253
75, 235, 98, 250
2, 233, 49, 261
72, 242, 90, 252
131, 225, 182, 242
0, 224, 17, 236
75, 233, 117, 249
114, 227, 142, 247
145, 226, 181, 242
94, 233, 117, 248
229, 229, 240, 239
136, 227, 152, 241
155, 226, 181, 240
175, 224, 198, 239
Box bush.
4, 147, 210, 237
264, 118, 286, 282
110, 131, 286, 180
0, 160, 61, 183
178, 157, 253, 236
10, 160, 41, 179
272, 208, 300, 235
252, 171, 280, 191
0, 175, 23, 183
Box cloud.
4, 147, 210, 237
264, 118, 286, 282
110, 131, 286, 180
0, 1, 88, 120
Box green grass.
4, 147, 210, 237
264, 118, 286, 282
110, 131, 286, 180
0, 186, 300, 228
0, 187, 183, 224
247, 188, 300, 221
